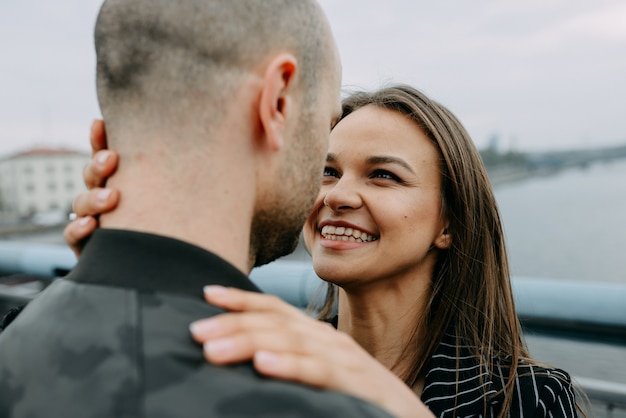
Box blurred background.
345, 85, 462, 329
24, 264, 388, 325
1, 1, 624, 416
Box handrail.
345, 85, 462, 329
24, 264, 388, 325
1, 241, 625, 344
0, 241, 75, 277
575, 377, 626, 407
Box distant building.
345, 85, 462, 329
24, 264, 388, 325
0, 147, 90, 223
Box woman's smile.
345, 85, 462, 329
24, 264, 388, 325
318, 219, 379, 246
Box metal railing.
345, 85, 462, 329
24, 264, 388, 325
576, 377, 626, 417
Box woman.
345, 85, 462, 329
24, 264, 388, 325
66, 85, 583, 418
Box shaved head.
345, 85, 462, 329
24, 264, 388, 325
95, 0, 334, 145
93, 0, 342, 269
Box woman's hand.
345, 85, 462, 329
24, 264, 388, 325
63, 120, 120, 257
190, 286, 434, 418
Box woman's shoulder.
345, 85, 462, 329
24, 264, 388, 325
486, 357, 579, 418
422, 334, 579, 418
515, 361, 573, 387
511, 362, 578, 418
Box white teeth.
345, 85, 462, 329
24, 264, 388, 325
320, 225, 377, 242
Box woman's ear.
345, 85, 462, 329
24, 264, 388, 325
258, 53, 298, 151
434, 226, 452, 250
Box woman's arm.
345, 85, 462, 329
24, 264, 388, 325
191, 286, 434, 418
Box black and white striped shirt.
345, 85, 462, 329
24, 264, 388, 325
421, 334, 579, 418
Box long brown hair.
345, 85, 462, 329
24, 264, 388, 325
315, 84, 536, 416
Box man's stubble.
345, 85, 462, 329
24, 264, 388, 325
250, 108, 326, 268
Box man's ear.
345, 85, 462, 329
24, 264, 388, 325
258, 53, 298, 151
434, 226, 452, 250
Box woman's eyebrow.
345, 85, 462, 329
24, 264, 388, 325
366, 155, 416, 174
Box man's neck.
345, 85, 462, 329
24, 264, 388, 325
99, 163, 256, 274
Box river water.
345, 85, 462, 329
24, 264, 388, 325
494, 159, 626, 413
494, 158, 626, 284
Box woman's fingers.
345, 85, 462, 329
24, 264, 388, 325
190, 311, 283, 342
193, 287, 339, 368
72, 187, 119, 217
83, 150, 119, 189
86, 120, 118, 188
201, 326, 312, 365
63, 216, 98, 258
190, 310, 327, 346
191, 310, 337, 365
253, 350, 335, 388
66, 187, 117, 258
65, 120, 117, 258
90, 119, 108, 156
203, 286, 300, 316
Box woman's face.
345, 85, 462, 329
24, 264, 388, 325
303, 105, 450, 289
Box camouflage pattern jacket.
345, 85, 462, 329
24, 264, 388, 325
0, 229, 391, 418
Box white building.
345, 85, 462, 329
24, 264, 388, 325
0, 147, 90, 223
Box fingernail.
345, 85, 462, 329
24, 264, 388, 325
189, 319, 219, 336
97, 189, 112, 202
96, 151, 110, 165
203, 339, 233, 357
204, 285, 228, 296
78, 216, 91, 227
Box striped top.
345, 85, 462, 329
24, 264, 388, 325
421, 333, 579, 418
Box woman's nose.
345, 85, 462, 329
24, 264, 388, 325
322, 176, 363, 211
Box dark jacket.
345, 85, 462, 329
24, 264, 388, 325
0, 229, 391, 418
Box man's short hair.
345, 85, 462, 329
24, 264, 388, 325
95, 0, 330, 138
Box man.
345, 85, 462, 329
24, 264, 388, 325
0, 0, 391, 416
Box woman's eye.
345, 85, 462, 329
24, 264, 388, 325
323, 167, 340, 178
371, 170, 401, 182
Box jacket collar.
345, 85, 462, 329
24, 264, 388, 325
64, 229, 260, 300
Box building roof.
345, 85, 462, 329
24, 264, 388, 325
1, 147, 89, 161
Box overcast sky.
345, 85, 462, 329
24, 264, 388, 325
1, 0, 625, 158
